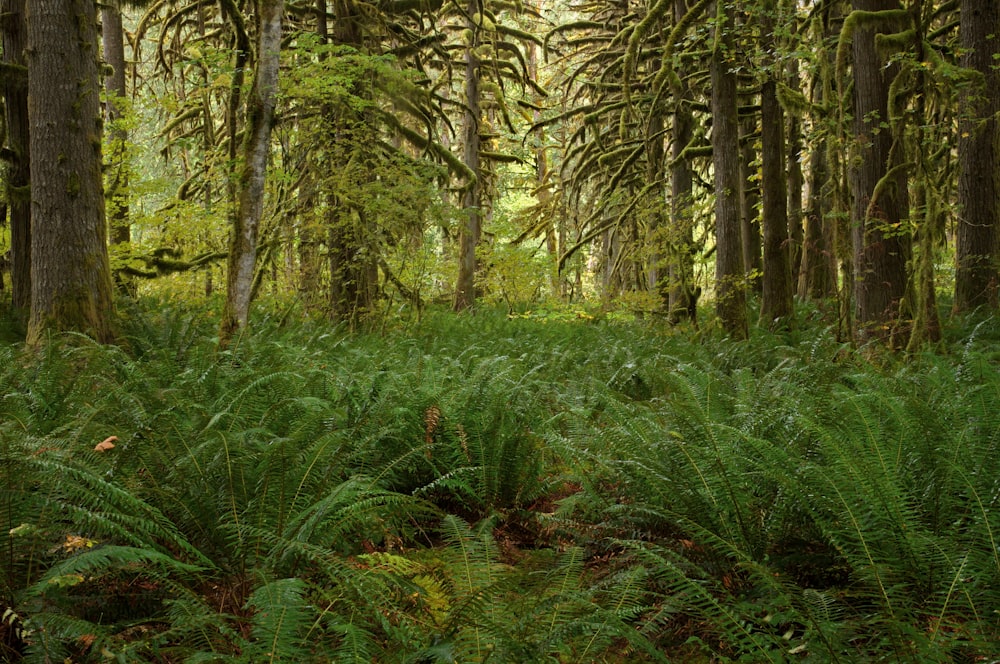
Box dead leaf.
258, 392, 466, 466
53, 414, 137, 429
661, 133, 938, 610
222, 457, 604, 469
94, 436, 118, 452
63, 534, 96, 552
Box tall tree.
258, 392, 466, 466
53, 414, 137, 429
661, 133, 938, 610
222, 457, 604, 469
25, 0, 115, 345
667, 0, 701, 324
102, 0, 134, 295
453, 0, 483, 311
786, 48, 805, 285
220, 0, 283, 343
798, 2, 840, 301
954, 0, 1000, 311
1, 0, 30, 313
102, 0, 130, 247
324, 0, 379, 324
712, 0, 748, 339
740, 115, 763, 294
758, 0, 793, 326
799, 137, 837, 299
845, 0, 910, 340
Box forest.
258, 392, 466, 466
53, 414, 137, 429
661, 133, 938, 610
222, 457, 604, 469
1, 0, 999, 661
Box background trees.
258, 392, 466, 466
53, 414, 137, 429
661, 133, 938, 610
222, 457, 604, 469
0, 0, 995, 344
5, 3, 1000, 661
2, 0, 30, 314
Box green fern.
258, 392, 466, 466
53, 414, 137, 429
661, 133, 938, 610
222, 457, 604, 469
244, 577, 311, 663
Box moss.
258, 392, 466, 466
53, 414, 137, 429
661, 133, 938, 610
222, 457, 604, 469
27, 289, 116, 347
67, 172, 81, 197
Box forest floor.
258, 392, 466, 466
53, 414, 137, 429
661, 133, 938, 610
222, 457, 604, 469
2, 298, 999, 662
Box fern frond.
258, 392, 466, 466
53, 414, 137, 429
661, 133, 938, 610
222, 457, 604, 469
244, 577, 311, 663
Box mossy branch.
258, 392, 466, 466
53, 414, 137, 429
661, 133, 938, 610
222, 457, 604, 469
864, 160, 913, 223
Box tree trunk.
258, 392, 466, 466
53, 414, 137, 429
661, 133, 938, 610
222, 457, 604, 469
102, 0, 133, 295
328, 209, 378, 326
799, 3, 839, 301
759, 0, 793, 326
668, 73, 698, 323
907, 173, 942, 350
454, 0, 482, 311
25, 0, 115, 345
786, 60, 804, 284
954, 0, 1000, 311
740, 116, 762, 294
1, 0, 30, 314
712, 1, 748, 339
799, 137, 836, 299
296, 0, 327, 310
526, 22, 560, 299
220, 0, 283, 344
323, 0, 381, 325
849, 0, 910, 341
645, 112, 666, 303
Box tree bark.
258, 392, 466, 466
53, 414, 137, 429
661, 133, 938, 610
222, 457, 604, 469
759, 0, 793, 326
102, 0, 134, 295
454, 0, 482, 311
25, 0, 115, 345
849, 0, 910, 341
799, 137, 836, 299
786, 59, 804, 284
740, 115, 762, 294
1, 0, 30, 313
954, 0, 1000, 311
526, 19, 560, 299
645, 111, 666, 301
220, 0, 283, 343
324, 0, 380, 325
328, 209, 378, 325
712, 1, 748, 339
799, 3, 839, 301
668, 59, 698, 322
296, 0, 327, 310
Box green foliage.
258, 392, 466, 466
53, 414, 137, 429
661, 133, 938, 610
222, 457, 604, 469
3, 303, 1000, 661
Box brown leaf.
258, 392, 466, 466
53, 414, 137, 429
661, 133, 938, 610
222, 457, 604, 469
94, 436, 118, 452
63, 534, 96, 552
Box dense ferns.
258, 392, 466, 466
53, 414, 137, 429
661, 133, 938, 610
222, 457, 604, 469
1, 302, 998, 662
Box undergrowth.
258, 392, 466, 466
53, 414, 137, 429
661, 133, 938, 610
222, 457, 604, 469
1, 300, 998, 662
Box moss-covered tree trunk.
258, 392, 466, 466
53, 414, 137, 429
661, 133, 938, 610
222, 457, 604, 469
798, 3, 839, 301
668, 30, 698, 324
324, 1, 379, 325
786, 58, 804, 285
454, 0, 482, 311
740, 115, 763, 295
101, 0, 128, 244
328, 207, 378, 325
102, 0, 133, 295
711, 0, 748, 339
220, 0, 283, 344
954, 0, 1000, 312
2, 0, 30, 314
296, 0, 325, 310
25, 0, 115, 345
526, 22, 559, 299
645, 112, 666, 302
848, 0, 910, 341
758, 0, 793, 327
799, 135, 837, 299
